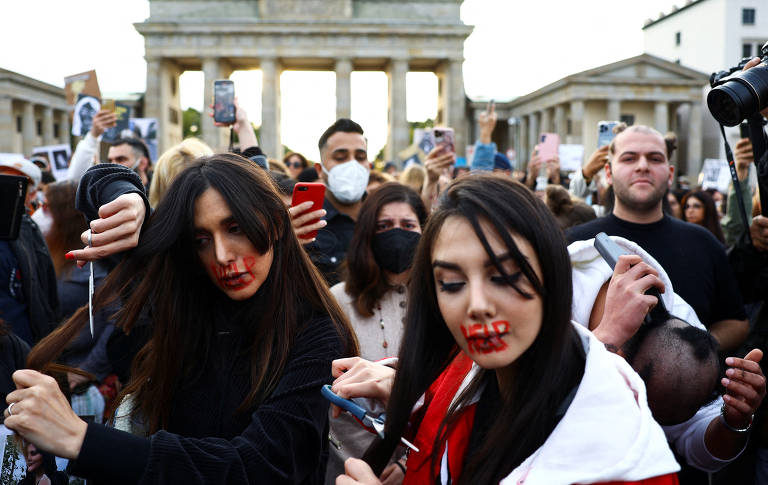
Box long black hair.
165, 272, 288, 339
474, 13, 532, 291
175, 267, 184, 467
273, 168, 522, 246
30, 153, 358, 432
363, 174, 585, 483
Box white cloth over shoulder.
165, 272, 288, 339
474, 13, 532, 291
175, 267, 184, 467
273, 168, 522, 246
568, 236, 741, 473
498, 323, 679, 484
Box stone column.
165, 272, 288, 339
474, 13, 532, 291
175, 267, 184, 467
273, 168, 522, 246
386, 58, 408, 162
569, 100, 584, 145
518, 115, 528, 163
606, 99, 621, 122
59, 110, 70, 146
540, 108, 551, 134
42, 106, 55, 145
202, 57, 234, 152
654, 101, 669, 134
437, 58, 467, 157
527, 112, 539, 167
687, 103, 703, 177
144, 57, 163, 148
260, 57, 282, 159
554, 104, 566, 139
335, 58, 352, 120
0, 96, 13, 153
21, 101, 35, 156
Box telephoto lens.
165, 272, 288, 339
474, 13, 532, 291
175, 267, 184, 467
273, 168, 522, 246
708, 42, 768, 126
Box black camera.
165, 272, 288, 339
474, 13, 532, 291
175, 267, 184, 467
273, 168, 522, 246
708, 41, 768, 126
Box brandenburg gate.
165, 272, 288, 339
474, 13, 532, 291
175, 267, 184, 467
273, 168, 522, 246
135, 0, 473, 159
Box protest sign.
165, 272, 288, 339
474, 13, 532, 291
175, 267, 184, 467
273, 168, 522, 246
558, 144, 585, 172
71, 95, 100, 137
64, 70, 100, 107
102, 103, 132, 142
130, 118, 159, 161
32, 144, 72, 180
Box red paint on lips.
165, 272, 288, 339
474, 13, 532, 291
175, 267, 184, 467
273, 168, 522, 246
461, 321, 511, 354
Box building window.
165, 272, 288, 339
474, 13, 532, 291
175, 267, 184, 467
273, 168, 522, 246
743, 8, 755, 25
566, 119, 572, 135
36, 120, 42, 136
744, 43, 753, 58
54, 123, 60, 138
675, 31, 681, 46
620, 114, 635, 126
16, 116, 22, 133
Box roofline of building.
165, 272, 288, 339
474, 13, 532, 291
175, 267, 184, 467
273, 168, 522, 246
642, 0, 708, 30
0, 68, 66, 97
506, 53, 709, 108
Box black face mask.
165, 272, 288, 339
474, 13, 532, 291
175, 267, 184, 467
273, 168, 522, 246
372, 228, 421, 274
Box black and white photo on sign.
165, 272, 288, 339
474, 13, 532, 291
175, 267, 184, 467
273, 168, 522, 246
71, 95, 100, 137
32, 144, 72, 181
130, 118, 159, 161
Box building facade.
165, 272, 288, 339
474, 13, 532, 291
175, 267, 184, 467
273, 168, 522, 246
0, 68, 70, 156
473, 54, 709, 177
135, 0, 473, 158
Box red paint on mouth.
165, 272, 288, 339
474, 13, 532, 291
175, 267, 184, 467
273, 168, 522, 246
211, 261, 255, 291
461, 321, 510, 354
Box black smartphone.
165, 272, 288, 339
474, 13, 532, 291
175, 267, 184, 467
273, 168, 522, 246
594, 232, 667, 321
0, 175, 28, 240
213, 80, 236, 124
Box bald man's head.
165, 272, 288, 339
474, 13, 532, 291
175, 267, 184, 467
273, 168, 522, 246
623, 318, 721, 426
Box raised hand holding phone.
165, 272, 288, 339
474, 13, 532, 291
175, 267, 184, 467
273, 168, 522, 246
289, 183, 327, 243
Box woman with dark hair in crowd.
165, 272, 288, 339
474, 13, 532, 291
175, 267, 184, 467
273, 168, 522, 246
284, 151, 310, 179
4, 154, 358, 484
327, 182, 426, 483
682, 190, 726, 244
333, 174, 678, 484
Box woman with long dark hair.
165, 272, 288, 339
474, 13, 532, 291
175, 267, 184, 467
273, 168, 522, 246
327, 183, 426, 483
681, 191, 725, 244
4, 154, 358, 484
333, 174, 678, 484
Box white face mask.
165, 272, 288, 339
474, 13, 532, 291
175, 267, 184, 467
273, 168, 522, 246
323, 159, 369, 204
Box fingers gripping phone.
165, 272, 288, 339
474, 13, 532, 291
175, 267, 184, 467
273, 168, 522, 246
291, 183, 326, 240
433, 127, 455, 155
213, 80, 236, 124
598, 121, 619, 148
594, 233, 667, 325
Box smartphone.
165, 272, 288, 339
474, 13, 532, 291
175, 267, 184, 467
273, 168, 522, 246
291, 183, 326, 240
537, 133, 560, 162
740, 122, 750, 140
597, 121, 619, 148
0, 175, 28, 240
101, 99, 116, 113
213, 80, 236, 124
594, 232, 667, 322
432, 127, 455, 155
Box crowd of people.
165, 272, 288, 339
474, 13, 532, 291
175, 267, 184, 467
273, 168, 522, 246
1, 57, 768, 485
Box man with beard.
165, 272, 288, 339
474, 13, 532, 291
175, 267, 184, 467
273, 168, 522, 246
567, 124, 747, 353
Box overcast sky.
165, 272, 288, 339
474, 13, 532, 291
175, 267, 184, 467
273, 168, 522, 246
1, 0, 685, 160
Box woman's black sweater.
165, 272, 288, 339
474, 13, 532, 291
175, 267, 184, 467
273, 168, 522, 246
69, 314, 343, 484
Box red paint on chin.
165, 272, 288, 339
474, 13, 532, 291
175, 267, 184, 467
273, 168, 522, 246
460, 321, 510, 354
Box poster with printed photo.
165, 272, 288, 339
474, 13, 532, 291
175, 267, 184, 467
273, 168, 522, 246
71, 95, 100, 138
31, 144, 72, 181
0, 426, 83, 484
130, 118, 158, 162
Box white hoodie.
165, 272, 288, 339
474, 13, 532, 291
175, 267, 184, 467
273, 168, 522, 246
439, 323, 679, 485
568, 236, 742, 473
